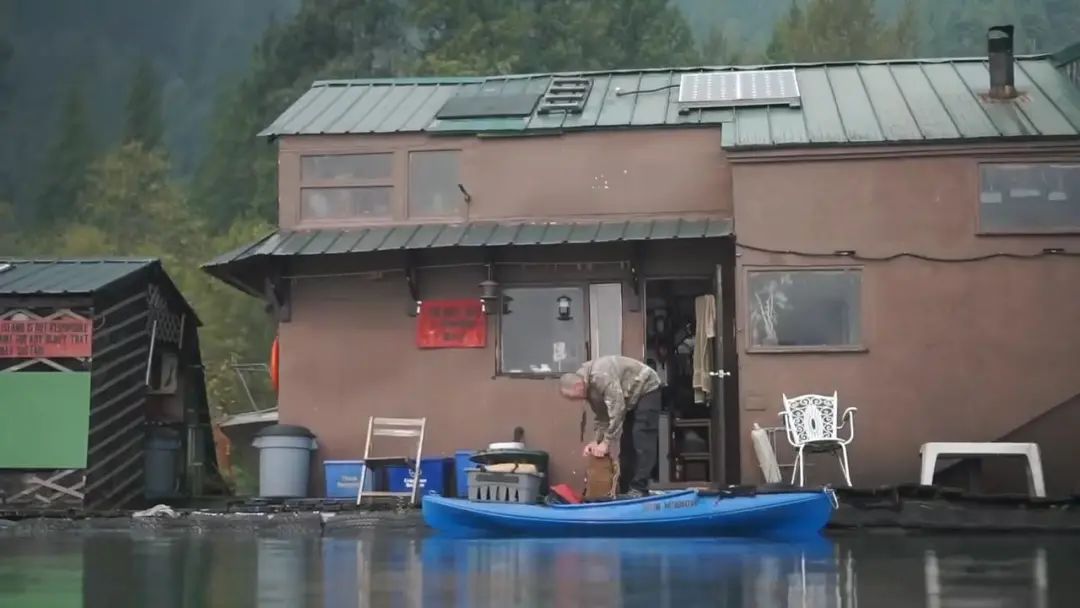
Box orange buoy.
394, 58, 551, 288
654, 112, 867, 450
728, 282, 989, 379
270, 336, 280, 392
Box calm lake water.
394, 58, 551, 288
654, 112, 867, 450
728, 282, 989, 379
1, 519, 1078, 607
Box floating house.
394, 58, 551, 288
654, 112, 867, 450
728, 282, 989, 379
205, 30, 1080, 495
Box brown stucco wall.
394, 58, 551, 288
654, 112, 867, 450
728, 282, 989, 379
277, 129, 730, 230
733, 150, 1080, 490
276, 241, 729, 494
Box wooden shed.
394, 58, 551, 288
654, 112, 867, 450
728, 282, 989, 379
0, 258, 217, 511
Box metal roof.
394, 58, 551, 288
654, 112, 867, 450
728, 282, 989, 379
0, 259, 158, 295
204, 218, 733, 269
0, 258, 200, 322
260, 56, 1080, 148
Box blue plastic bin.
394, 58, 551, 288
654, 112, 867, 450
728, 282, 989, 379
387, 457, 452, 497
324, 460, 374, 498
454, 450, 476, 498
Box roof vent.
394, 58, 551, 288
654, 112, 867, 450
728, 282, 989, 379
678, 69, 800, 110
538, 77, 592, 114
988, 25, 1017, 100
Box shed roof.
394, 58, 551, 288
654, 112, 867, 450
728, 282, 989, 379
0, 259, 199, 321
261, 56, 1080, 149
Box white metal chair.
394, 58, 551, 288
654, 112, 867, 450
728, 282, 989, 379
356, 417, 427, 506
779, 392, 857, 487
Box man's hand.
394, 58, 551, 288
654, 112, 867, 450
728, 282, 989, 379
583, 441, 610, 458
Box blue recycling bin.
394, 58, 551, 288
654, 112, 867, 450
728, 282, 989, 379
323, 460, 374, 499
387, 457, 452, 497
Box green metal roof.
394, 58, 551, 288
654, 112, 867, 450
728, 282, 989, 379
0, 259, 159, 295
0, 258, 199, 321
204, 218, 733, 270
260, 56, 1080, 149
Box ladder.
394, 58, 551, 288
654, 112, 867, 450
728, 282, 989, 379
356, 417, 427, 506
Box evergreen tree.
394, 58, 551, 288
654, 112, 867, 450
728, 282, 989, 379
410, 0, 699, 74
603, 0, 698, 67
34, 83, 96, 225
124, 59, 165, 150
193, 0, 406, 228
54, 142, 274, 414
766, 0, 919, 62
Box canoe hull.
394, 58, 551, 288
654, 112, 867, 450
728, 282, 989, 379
422, 489, 832, 538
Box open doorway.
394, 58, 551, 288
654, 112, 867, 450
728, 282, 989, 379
642, 278, 717, 487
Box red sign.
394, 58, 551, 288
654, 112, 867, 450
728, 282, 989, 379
416, 299, 486, 349
0, 314, 93, 359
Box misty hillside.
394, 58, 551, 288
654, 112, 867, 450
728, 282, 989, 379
0, 0, 300, 197
677, 0, 1078, 58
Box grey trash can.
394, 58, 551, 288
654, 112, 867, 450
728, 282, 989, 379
144, 427, 182, 499
252, 424, 318, 498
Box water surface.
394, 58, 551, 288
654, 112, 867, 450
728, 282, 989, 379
2, 521, 1077, 607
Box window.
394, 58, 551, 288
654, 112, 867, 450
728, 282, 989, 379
409, 150, 463, 218
300, 153, 394, 221
301, 187, 392, 220
747, 269, 861, 350
500, 286, 587, 375
302, 153, 392, 181
980, 163, 1080, 232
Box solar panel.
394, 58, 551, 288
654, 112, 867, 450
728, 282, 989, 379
436, 93, 542, 119
678, 69, 800, 109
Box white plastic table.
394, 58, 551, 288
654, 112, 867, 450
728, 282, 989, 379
919, 442, 1046, 497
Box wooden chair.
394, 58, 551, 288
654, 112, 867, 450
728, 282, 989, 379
356, 417, 427, 506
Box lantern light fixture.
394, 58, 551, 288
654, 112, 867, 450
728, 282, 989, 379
556, 295, 572, 320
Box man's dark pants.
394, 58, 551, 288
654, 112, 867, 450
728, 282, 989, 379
618, 389, 661, 493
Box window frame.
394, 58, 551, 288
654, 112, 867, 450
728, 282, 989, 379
298, 151, 397, 225
294, 146, 465, 228
976, 159, 1080, 236
406, 149, 466, 220
743, 265, 867, 354
496, 282, 593, 379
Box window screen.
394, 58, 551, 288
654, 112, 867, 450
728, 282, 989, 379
747, 269, 861, 349
301, 187, 392, 220
409, 151, 463, 218
980, 164, 1080, 232
500, 287, 586, 375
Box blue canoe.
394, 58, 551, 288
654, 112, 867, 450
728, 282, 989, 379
422, 489, 833, 538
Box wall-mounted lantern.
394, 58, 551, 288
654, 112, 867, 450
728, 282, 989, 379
556, 295, 573, 321
479, 279, 500, 315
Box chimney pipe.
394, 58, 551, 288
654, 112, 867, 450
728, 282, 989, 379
988, 25, 1016, 99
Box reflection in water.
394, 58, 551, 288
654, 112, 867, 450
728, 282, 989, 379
0, 526, 1077, 607
925, 546, 1048, 608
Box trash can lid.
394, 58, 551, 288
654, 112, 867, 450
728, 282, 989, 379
254, 424, 315, 438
